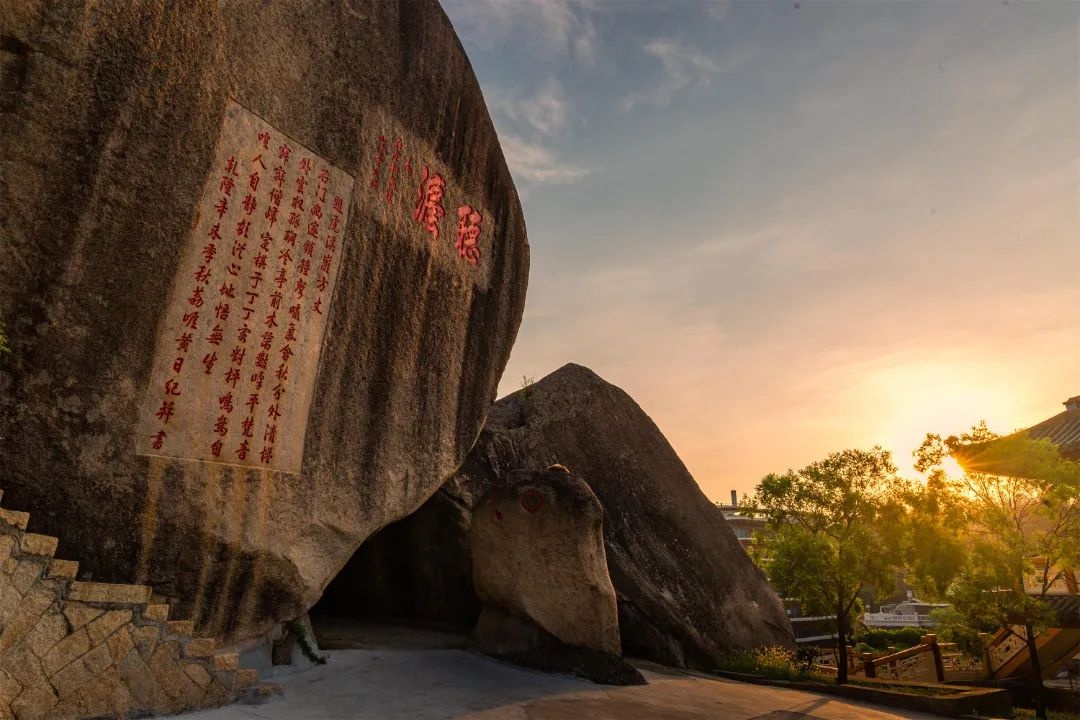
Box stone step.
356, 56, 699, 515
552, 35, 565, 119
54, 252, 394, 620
143, 603, 170, 622
212, 652, 239, 671
19, 533, 58, 557
67, 581, 152, 605
0, 508, 29, 531
185, 637, 216, 657
166, 620, 194, 637
233, 668, 258, 691
47, 558, 79, 579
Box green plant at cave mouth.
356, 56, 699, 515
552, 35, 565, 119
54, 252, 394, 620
290, 621, 327, 665
0, 322, 8, 355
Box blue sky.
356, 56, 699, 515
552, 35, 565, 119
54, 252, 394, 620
441, 0, 1080, 501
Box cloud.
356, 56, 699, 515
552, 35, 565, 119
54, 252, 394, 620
442, 0, 599, 64
497, 131, 589, 185
624, 39, 741, 109
707, 1, 734, 22
490, 79, 570, 136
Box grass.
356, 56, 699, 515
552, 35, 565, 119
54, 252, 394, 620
714, 646, 815, 682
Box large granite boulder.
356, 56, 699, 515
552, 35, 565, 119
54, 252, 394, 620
0, 0, 528, 642
468, 467, 644, 685
450, 364, 794, 669
470, 467, 621, 656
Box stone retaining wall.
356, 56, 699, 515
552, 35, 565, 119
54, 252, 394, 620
0, 491, 260, 719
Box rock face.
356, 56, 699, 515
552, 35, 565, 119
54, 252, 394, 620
470, 467, 621, 656
451, 364, 794, 669
0, 0, 528, 642
470, 605, 646, 686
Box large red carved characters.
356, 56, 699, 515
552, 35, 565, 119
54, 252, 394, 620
456, 205, 483, 266
413, 165, 447, 241
363, 123, 488, 273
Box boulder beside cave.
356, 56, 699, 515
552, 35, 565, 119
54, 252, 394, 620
453, 363, 794, 669
468, 467, 643, 685
0, 0, 528, 643
471, 605, 645, 686
319, 364, 794, 671
470, 467, 620, 656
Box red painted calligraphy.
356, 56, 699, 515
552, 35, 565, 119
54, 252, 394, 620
413, 166, 446, 241
455, 206, 483, 266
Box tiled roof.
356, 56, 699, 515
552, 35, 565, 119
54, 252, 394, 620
1026, 410, 1080, 460
1045, 594, 1080, 628
955, 396, 1080, 475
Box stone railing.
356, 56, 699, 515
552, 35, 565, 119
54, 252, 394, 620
987, 625, 1029, 674
813, 646, 862, 676
862, 635, 945, 682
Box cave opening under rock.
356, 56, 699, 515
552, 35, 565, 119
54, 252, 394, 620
309, 490, 481, 648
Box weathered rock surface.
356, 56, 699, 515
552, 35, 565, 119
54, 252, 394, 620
452, 364, 794, 669
470, 605, 645, 686
0, 0, 528, 643
470, 467, 621, 656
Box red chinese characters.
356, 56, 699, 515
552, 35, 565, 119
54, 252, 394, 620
413, 166, 446, 241
385, 137, 403, 205
368, 132, 484, 268
141, 102, 352, 473
369, 135, 387, 190
455, 206, 482, 266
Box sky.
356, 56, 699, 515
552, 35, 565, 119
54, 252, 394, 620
440, 0, 1080, 502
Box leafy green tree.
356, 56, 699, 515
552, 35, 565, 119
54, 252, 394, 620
748, 447, 902, 683
911, 427, 1080, 719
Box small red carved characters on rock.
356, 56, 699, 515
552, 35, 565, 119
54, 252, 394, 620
413, 166, 446, 241
455, 205, 482, 266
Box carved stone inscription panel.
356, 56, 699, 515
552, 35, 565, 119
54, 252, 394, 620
136, 100, 354, 474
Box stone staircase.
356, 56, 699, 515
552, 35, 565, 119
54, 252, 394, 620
0, 491, 263, 720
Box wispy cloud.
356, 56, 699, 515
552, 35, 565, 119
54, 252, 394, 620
497, 131, 589, 185
442, 0, 599, 64
707, 1, 734, 23
624, 39, 741, 109
490, 78, 570, 137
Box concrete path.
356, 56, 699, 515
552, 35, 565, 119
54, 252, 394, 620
179, 648, 946, 720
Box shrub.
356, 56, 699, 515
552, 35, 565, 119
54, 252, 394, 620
717, 645, 815, 681
853, 626, 924, 651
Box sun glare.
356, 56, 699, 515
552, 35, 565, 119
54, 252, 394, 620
867, 360, 1020, 480
939, 455, 966, 479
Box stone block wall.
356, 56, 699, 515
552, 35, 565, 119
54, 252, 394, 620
0, 492, 261, 719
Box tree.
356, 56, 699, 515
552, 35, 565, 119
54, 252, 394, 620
910, 426, 1080, 720
748, 447, 902, 683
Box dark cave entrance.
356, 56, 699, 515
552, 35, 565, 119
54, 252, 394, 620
309, 490, 481, 648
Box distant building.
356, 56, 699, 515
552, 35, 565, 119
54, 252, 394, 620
862, 590, 948, 629
717, 489, 767, 549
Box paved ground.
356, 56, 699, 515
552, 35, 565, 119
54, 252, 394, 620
180, 647, 947, 720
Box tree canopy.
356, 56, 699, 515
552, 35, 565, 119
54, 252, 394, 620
749, 447, 902, 683
904, 426, 1080, 719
